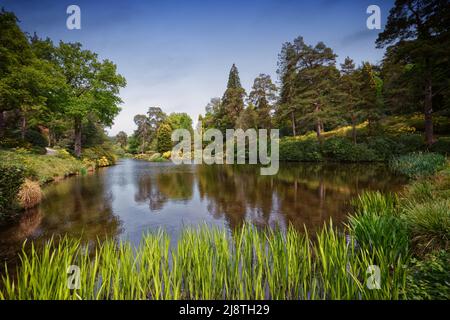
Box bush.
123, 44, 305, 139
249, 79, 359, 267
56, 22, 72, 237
17, 179, 42, 209
25, 129, 48, 148
322, 137, 378, 162
407, 250, 450, 300
0, 165, 25, 218
402, 199, 450, 254
393, 134, 425, 154
390, 152, 447, 178
279, 138, 322, 161
430, 137, 450, 156
82, 145, 117, 167
366, 136, 400, 160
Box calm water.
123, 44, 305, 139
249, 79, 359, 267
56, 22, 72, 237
0, 159, 407, 266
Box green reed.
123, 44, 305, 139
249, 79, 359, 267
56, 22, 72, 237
0, 222, 409, 300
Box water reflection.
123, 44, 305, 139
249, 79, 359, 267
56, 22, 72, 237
0, 159, 406, 264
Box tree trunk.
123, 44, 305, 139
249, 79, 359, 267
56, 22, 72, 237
74, 117, 82, 158
21, 116, 27, 140
0, 111, 4, 139
291, 111, 296, 136
424, 75, 434, 146
315, 103, 321, 138
351, 116, 357, 144
316, 120, 321, 138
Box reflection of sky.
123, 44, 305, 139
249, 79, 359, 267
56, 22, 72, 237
4, 0, 393, 135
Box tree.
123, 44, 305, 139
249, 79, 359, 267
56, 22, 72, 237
221, 64, 246, 130
0, 10, 34, 138
156, 123, 172, 153
236, 104, 258, 130
339, 57, 362, 143
134, 114, 151, 153
166, 112, 193, 132
358, 62, 381, 132
376, 0, 450, 145
147, 106, 167, 138
116, 131, 128, 149
276, 38, 303, 136
53, 42, 126, 157
248, 74, 277, 129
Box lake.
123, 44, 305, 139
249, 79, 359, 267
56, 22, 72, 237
0, 159, 407, 267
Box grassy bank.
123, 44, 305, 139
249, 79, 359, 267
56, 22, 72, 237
0, 147, 118, 220
0, 150, 83, 185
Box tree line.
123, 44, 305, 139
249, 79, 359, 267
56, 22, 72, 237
0, 9, 126, 157
200, 0, 450, 146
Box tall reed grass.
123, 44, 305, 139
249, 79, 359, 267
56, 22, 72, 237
0, 222, 409, 300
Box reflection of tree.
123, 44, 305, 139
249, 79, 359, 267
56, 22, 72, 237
134, 169, 194, 211
197, 165, 275, 229
196, 163, 407, 233
38, 175, 122, 244
134, 173, 168, 211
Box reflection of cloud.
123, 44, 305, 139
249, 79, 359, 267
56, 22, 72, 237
340, 29, 377, 46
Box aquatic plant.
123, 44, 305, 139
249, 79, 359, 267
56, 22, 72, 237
0, 223, 409, 300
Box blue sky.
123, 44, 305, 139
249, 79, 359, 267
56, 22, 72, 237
1, 0, 394, 135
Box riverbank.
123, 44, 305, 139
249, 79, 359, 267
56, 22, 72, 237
0, 148, 117, 220
1, 155, 448, 300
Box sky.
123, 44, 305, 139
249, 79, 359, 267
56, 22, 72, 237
1, 0, 394, 135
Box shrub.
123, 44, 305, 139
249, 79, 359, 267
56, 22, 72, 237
25, 129, 48, 148
390, 152, 447, 178
17, 179, 42, 209
322, 137, 378, 162
279, 138, 322, 161
430, 137, 450, 156
348, 192, 409, 260
82, 145, 117, 166
407, 250, 450, 300
366, 136, 400, 160
393, 134, 425, 154
0, 165, 25, 218
402, 199, 450, 254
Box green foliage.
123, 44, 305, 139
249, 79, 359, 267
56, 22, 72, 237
82, 145, 117, 167
25, 129, 48, 148
0, 150, 82, 184
156, 123, 172, 153
279, 138, 322, 161
402, 199, 450, 254
348, 192, 409, 260
0, 223, 409, 300
322, 137, 378, 162
406, 251, 450, 300
431, 137, 450, 155
0, 164, 25, 218
390, 152, 447, 178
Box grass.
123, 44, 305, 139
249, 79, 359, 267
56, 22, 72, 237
17, 179, 42, 209
0, 222, 409, 300
0, 149, 83, 184
389, 152, 447, 178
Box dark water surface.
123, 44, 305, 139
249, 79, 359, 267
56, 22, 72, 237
0, 159, 407, 266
